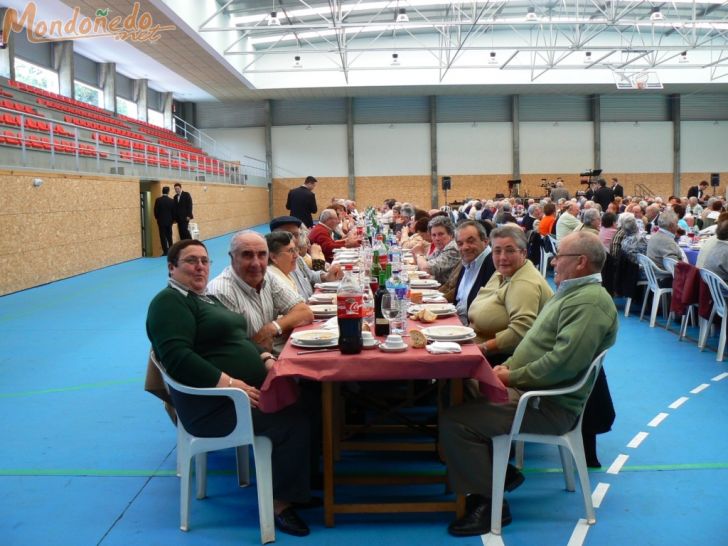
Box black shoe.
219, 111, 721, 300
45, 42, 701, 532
448, 498, 512, 537
586, 458, 602, 469
505, 464, 525, 492
274, 507, 310, 537
291, 496, 323, 510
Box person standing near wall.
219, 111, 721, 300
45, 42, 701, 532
286, 176, 318, 228
154, 186, 175, 255
173, 183, 194, 240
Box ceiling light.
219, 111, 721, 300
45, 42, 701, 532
488, 51, 498, 65
396, 8, 409, 23
293, 55, 302, 68
649, 8, 663, 21
583, 51, 592, 63
526, 7, 538, 22
679, 51, 688, 63
267, 11, 281, 26
391, 53, 400, 66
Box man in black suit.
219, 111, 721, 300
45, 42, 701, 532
286, 176, 318, 228
173, 183, 193, 240
610, 177, 624, 198
687, 180, 709, 202
153, 186, 175, 255
593, 178, 614, 212
439, 220, 496, 325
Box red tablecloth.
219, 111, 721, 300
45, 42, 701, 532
259, 317, 508, 412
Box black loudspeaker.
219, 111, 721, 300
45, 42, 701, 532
442, 176, 452, 191
711, 173, 720, 187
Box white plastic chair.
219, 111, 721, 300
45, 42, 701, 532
698, 269, 728, 362
636, 255, 673, 327
539, 235, 558, 277
489, 350, 608, 535
150, 352, 275, 544
662, 257, 695, 338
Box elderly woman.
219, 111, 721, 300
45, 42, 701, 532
146, 239, 314, 537
579, 208, 602, 235
599, 212, 618, 251
468, 225, 554, 365
266, 231, 301, 294
620, 215, 648, 264
401, 216, 430, 250
411, 215, 460, 284
538, 202, 557, 236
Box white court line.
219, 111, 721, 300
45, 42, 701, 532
691, 383, 710, 394
669, 396, 689, 409
648, 412, 669, 427
482, 533, 505, 546
627, 431, 649, 448
592, 482, 610, 508
606, 453, 629, 475
712, 372, 728, 382
566, 519, 591, 546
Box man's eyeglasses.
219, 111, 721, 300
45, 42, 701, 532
180, 257, 212, 266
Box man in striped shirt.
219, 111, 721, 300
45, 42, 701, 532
207, 230, 313, 355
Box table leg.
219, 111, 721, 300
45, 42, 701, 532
322, 382, 335, 527
449, 378, 466, 518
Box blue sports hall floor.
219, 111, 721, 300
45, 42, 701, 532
2, 226, 727, 546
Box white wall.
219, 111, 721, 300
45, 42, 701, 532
520, 122, 593, 172
681, 121, 728, 172
354, 124, 431, 176
271, 125, 348, 178
437, 122, 512, 174
202, 127, 267, 183
602, 122, 673, 172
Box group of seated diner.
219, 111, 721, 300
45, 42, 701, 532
146, 180, 725, 538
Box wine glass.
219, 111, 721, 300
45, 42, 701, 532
381, 293, 403, 335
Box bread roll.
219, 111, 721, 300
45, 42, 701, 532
409, 329, 427, 348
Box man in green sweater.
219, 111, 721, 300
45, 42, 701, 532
440, 231, 618, 537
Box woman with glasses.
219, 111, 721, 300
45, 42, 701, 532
468, 225, 553, 366
146, 239, 315, 537
265, 231, 302, 295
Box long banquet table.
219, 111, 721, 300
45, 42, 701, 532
259, 315, 508, 526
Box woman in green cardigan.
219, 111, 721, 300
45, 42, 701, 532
146, 239, 313, 537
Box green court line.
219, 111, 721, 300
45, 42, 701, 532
0, 377, 142, 398
2, 462, 728, 478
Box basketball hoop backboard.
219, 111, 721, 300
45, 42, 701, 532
613, 70, 663, 90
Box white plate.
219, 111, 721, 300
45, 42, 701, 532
379, 343, 408, 353
426, 332, 477, 343
309, 293, 336, 303
290, 329, 339, 346
414, 289, 442, 296
291, 338, 338, 349
316, 282, 341, 292
421, 325, 474, 340
409, 304, 457, 316
410, 279, 441, 288
310, 304, 337, 316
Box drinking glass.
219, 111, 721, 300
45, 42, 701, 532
381, 293, 403, 334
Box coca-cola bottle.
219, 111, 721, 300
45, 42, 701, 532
337, 264, 363, 354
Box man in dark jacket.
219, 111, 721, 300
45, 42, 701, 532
154, 186, 176, 255
593, 178, 614, 211
687, 180, 709, 203
173, 183, 193, 240
286, 176, 318, 228
439, 221, 495, 325
610, 177, 624, 198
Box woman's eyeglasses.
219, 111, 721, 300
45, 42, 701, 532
180, 257, 212, 266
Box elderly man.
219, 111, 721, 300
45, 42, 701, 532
440, 231, 618, 536
646, 210, 685, 266
549, 180, 570, 202
439, 221, 496, 325
270, 216, 342, 299
555, 201, 583, 240
521, 204, 542, 232
308, 209, 361, 262
410, 215, 461, 284
207, 230, 313, 355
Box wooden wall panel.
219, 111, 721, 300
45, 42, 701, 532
0, 170, 140, 295
355, 176, 432, 211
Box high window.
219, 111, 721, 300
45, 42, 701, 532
14, 58, 59, 93
148, 109, 164, 127
74, 81, 103, 108
116, 97, 137, 118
